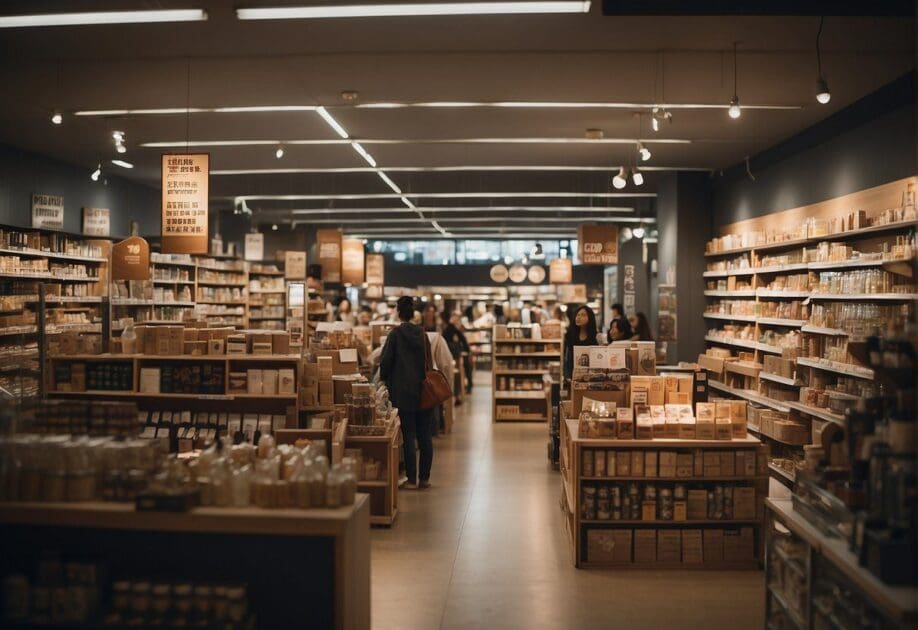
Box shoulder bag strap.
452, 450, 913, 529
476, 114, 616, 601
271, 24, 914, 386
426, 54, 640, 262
423, 332, 433, 372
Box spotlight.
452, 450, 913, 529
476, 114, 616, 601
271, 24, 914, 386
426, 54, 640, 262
728, 95, 741, 119
816, 78, 831, 104
271, 223, 278, 231
651, 107, 671, 132
633, 227, 645, 239
90, 164, 101, 181
116, 143, 127, 154
612, 166, 627, 189
651, 115, 659, 132
275, 145, 285, 159
112, 130, 126, 153
621, 227, 633, 241
631, 167, 644, 187
638, 142, 651, 162
51, 111, 62, 125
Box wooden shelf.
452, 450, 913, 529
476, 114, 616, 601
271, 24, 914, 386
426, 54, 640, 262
494, 390, 548, 399
755, 289, 810, 298
566, 419, 761, 447
703, 313, 757, 322
809, 292, 918, 301
494, 338, 561, 343
800, 324, 849, 336
581, 475, 766, 482
494, 352, 559, 357
704, 290, 756, 297
704, 335, 759, 351
785, 401, 845, 425
757, 318, 806, 327
758, 372, 800, 387
581, 518, 761, 525
493, 369, 551, 375
708, 380, 791, 413
755, 262, 809, 274
0, 247, 107, 263
796, 356, 873, 379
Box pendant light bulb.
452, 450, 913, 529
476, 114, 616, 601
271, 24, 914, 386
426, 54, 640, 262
816, 78, 831, 104
631, 167, 644, 187
612, 166, 627, 189
651, 116, 659, 132
115, 143, 127, 154
275, 145, 285, 159
638, 143, 651, 162
633, 227, 645, 239
272, 223, 279, 231
51, 111, 63, 125
728, 96, 741, 119
90, 164, 101, 181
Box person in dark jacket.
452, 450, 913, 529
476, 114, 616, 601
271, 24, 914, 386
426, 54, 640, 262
607, 302, 633, 341
380, 296, 433, 490
564, 305, 598, 380
442, 311, 472, 394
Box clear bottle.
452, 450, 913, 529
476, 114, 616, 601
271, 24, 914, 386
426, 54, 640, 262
120, 318, 137, 354
231, 465, 252, 507
325, 465, 343, 508
340, 457, 357, 506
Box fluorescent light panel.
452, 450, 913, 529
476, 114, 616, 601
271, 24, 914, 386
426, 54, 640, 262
351, 142, 377, 167
356, 101, 801, 110
237, 2, 590, 20
75, 105, 315, 116
376, 171, 402, 194
232, 192, 656, 200
315, 106, 350, 138
143, 137, 688, 148
110, 160, 134, 169
282, 206, 633, 214
271, 216, 648, 224
211, 165, 707, 175
0, 9, 207, 28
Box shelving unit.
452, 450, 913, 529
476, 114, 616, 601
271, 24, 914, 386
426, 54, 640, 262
248, 261, 287, 331
491, 324, 561, 423
344, 419, 401, 526
700, 178, 917, 487
194, 255, 249, 328
765, 498, 918, 629
561, 418, 767, 569
149, 252, 197, 324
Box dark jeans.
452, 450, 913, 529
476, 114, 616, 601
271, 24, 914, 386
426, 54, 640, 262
401, 409, 433, 484
464, 356, 473, 392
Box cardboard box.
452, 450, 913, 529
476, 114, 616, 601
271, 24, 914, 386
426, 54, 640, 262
715, 401, 732, 420
666, 390, 692, 405
587, 529, 632, 564
733, 487, 756, 519
278, 369, 295, 396
228, 372, 247, 393
659, 451, 676, 477
634, 529, 657, 563
664, 375, 679, 393
644, 451, 657, 477
657, 530, 681, 563
252, 341, 273, 355
642, 500, 657, 521
694, 450, 704, 476
316, 356, 334, 379
318, 380, 334, 405
648, 377, 665, 405
678, 417, 696, 439
183, 328, 198, 343
682, 530, 703, 565
703, 451, 721, 476
650, 405, 666, 438
247, 369, 264, 395
617, 407, 634, 439
208, 338, 225, 355
155, 327, 171, 355
616, 452, 631, 476
720, 451, 736, 476
571, 375, 630, 414
716, 417, 733, 440
703, 529, 724, 564
673, 501, 687, 522
663, 405, 680, 439
631, 451, 644, 476
605, 451, 617, 477
687, 490, 708, 520
263, 369, 278, 396
676, 453, 694, 478
139, 367, 161, 394
247, 332, 273, 353
168, 326, 183, 355
635, 405, 653, 439
227, 334, 247, 355
730, 400, 748, 438
271, 331, 290, 355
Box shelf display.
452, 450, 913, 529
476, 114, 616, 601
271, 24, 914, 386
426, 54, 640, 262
700, 179, 916, 486
491, 324, 561, 422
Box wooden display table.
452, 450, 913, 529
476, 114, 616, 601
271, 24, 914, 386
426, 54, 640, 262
345, 420, 401, 526
0, 498, 370, 629
562, 417, 767, 569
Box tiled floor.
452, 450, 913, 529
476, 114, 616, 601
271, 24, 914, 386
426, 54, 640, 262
370, 373, 765, 629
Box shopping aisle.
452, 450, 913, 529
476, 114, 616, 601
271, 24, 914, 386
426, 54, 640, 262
370, 373, 764, 630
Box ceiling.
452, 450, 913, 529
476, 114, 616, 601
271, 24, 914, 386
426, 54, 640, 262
0, 1, 913, 238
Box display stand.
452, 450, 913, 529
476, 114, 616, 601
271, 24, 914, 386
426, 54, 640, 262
561, 417, 767, 569
0, 498, 370, 630
344, 419, 400, 527
765, 498, 918, 628
491, 324, 561, 423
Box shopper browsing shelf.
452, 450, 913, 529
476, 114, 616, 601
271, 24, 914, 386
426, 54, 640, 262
427, 330, 455, 435
563, 305, 598, 380
606, 302, 633, 341
442, 311, 473, 394
380, 296, 434, 490
336, 298, 356, 326
629, 312, 654, 341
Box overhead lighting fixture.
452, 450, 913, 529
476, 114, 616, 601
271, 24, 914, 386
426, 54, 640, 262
111, 160, 133, 169
631, 167, 644, 187
351, 142, 377, 167
612, 167, 627, 189
356, 100, 799, 111
210, 165, 709, 175
275, 145, 285, 159
638, 142, 651, 162
90, 164, 101, 181
377, 171, 402, 194
141, 136, 691, 148
815, 17, 831, 104
272, 224, 279, 231
728, 42, 742, 119
315, 106, 349, 139
0, 9, 208, 28
651, 107, 672, 132
633, 227, 645, 239
75, 105, 317, 116
237, 2, 591, 20
50, 111, 63, 125
112, 130, 126, 153
230, 191, 656, 201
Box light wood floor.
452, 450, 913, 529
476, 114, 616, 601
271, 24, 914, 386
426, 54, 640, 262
370, 372, 765, 629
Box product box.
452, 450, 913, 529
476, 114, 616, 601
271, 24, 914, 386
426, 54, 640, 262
666, 390, 692, 405
720, 451, 736, 476
733, 487, 756, 519
616, 451, 631, 476
278, 369, 295, 396
263, 369, 278, 396
644, 451, 657, 477
252, 341, 273, 355
634, 405, 653, 439
631, 450, 644, 476
682, 530, 704, 565
703, 451, 721, 476
657, 530, 681, 563
247, 332, 273, 353
715, 401, 732, 420
247, 369, 264, 395
678, 416, 696, 439
694, 450, 704, 476
673, 500, 687, 522
675, 453, 694, 478
208, 339, 225, 355
227, 334, 247, 355
648, 377, 665, 406
139, 367, 161, 394
228, 372, 247, 393
168, 326, 183, 355
687, 490, 707, 520
155, 327, 171, 356
183, 328, 198, 343
587, 529, 632, 564
695, 403, 716, 439
616, 407, 634, 439
634, 529, 657, 563
630, 376, 650, 406
659, 451, 676, 477
642, 500, 657, 521
716, 417, 733, 440
606, 347, 628, 371
271, 331, 290, 355
635, 342, 656, 376
318, 380, 334, 405
703, 529, 724, 564
664, 375, 679, 394
730, 400, 748, 438
605, 451, 616, 476
649, 405, 666, 438
316, 356, 334, 380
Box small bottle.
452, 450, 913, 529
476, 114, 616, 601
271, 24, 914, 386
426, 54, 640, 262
120, 318, 137, 354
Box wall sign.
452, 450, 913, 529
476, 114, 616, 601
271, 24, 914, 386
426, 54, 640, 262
527, 265, 546, 284
549, 258, 573, 284
32, 194, 64, 230
365, 253, 385, 286
161, 153, 209, 254
317, 228, 342, 283
341, 238, 366, 285
112, 236, 151, 281
244, 232, 264, 262
81, 207, 110, 236
623, 264, 636, 316
578, 224, 619, 265
508, 264, 527, 283
489, 264, 509, 283
285, 251, 306, 280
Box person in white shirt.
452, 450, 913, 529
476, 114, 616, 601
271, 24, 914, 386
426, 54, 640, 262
427, 331, 456, 436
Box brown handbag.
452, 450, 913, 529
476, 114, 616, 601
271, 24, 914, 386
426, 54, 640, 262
419, 333, 453, 411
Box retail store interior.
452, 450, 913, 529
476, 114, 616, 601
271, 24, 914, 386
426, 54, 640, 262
0, 2, 915, 629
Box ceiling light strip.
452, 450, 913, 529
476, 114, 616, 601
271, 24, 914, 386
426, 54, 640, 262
74, 105, 316, 117
210, 165, 708, 175
230, 192, 656, 201
261, 216, 653, 224
351, 142, 377, 167
237, 2, 591, 20
355, 101, 802, 110
141, 137, 690, 148
0, 9, 207, 28
280, 206, 634, 214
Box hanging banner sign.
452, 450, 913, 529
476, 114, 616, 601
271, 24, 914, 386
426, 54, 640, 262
365, 253, 385, 286
549, 258, 573, 284
245, 232, 264, 261
111, 236, 151, 281
161, 153, 209, 254
285, 251, 306, 280
341, 238, 366, 285
32, 193, 64, 230
317, 228, 342, 282
81, 207, 110, 236
578, 224, 619, 265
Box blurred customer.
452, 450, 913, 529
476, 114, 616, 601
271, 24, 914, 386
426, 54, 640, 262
607, 302, 633, 341
564, 305, 598, 380
442, 311, 473, 394
629, 312, 654, 341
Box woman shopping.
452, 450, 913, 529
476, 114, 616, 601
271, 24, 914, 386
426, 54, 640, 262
563, 305, 598, 380
379, 296, 434, 490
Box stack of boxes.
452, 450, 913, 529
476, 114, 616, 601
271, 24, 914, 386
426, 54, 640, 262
301, 349, 359, 407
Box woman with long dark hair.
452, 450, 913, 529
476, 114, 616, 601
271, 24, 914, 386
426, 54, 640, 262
563, 305, 598, 379
629, 312, 654, 341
